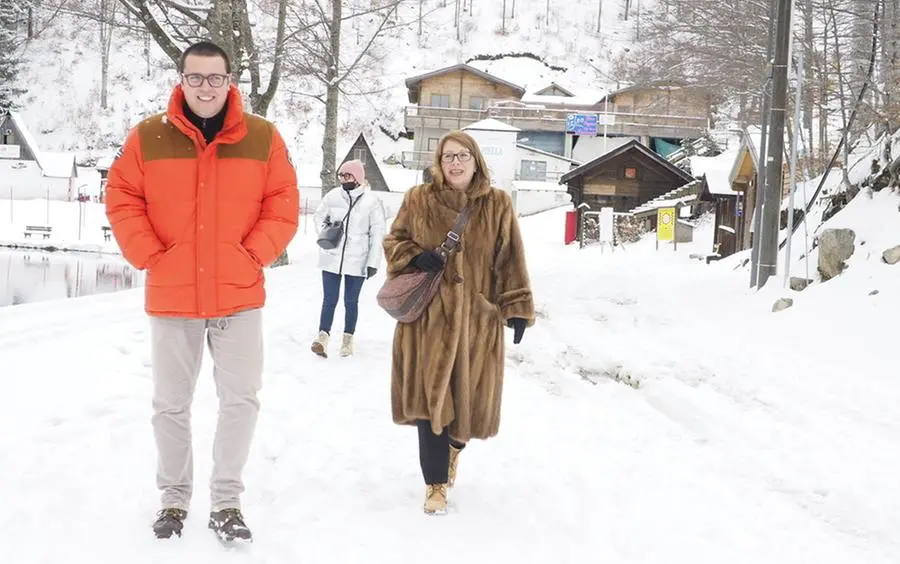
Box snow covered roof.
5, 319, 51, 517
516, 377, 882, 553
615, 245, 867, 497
560, 140, 695, 185
41, 152, 77, 178
405, 64, 525, 102
532, 82, 576, 97
463, 118, 521, 133
520, 85, 609, 108
727, 126, 765, 185
3, 110, 43, 168
380, 165, 426, 192
690, 152, 739, 195
1, 111, 76, 179
629, 179, 704, 217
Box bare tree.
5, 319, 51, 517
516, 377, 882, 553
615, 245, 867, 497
597, 0, 602, 33
98, 0, 116, 109
283, 0, 403, 193
118, 0, 287, 116
881, 0, 900, 133
612, 0, 770, 123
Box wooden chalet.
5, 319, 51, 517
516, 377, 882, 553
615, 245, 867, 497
401, 64, 711, 169
403, 64, 526, 167
559, 139, 695, 242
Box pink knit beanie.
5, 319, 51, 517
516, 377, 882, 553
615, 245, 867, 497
338, 159, 366, 184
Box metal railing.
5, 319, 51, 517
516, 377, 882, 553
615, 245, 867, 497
403, 105, 709, 133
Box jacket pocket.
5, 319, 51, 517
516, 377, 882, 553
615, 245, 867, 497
147, 243, 192, 287
235, 243, 260, 268
223, 243, 262, 288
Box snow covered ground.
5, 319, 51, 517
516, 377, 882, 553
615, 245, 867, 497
2, 199, 899, 562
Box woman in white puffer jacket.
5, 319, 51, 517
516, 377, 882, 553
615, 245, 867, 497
311, 159, 387, 358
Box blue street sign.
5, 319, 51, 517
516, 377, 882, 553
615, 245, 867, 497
566, 113, 598, 135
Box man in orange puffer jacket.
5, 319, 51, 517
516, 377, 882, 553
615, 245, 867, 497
105, 40, 299, 543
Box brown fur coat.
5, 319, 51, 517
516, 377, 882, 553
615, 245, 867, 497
383, 180, 535, 441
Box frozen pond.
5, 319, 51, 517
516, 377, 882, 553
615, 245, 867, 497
0, 249, 144, 307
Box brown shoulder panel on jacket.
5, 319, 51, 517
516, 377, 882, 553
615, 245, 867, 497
138, 114, 197, 162
217, 114, 272, 162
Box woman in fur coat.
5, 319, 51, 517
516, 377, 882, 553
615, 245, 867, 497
382, 131, 535, 515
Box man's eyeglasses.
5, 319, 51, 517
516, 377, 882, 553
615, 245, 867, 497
182, 73, 229, 88
441, 151, 472, 163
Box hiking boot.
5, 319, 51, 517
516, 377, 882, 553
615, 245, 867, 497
152, 508, 187, 539
311, 330, 329, 358
423, 483, 448, 515
339, 333, 354, 357
448, 444, 462, 488
208, 508, 252, 543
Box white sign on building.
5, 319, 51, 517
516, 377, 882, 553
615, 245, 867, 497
462, 118, 520, 193
0, 145, 21, 159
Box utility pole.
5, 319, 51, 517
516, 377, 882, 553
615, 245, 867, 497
757, 0, 793, 288
784, 49, 803, 287
750, 0, 777, 288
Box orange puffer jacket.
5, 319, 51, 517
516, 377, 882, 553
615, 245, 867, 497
105, 85, 299, 318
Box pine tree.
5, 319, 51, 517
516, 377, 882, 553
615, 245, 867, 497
0, 0, 26, 111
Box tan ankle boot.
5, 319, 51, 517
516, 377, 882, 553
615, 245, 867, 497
423, 483, 448, 515
448, 445, 462, 488
311, 330, 329, 357
339, 333, 354, 357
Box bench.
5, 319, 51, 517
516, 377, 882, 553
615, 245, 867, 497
101, 225, 112, 241
24, 225, 52, 239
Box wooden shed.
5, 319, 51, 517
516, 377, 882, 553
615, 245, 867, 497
560, 140, 696, 241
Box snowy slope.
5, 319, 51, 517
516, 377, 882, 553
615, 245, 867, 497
1, 204, 899, 563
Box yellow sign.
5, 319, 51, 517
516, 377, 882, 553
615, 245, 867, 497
657, 207, 675, 241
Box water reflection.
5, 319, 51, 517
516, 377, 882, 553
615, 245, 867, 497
0, 249, 145, 307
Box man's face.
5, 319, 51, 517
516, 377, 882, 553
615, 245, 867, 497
181, 54, 230, 118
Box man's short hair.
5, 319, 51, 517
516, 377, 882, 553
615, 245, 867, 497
178, 41, 232, 74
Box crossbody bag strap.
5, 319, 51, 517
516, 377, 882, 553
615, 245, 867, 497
438, 203, 474, 258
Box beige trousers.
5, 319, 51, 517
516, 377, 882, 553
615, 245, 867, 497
149, 308, 263, 512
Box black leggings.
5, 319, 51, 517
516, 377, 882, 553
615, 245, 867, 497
417, 420, 466, 485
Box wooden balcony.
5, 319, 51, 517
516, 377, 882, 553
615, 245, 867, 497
403, 105, 709, 139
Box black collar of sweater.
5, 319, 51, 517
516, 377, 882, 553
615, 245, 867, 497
182, 101, 227, 145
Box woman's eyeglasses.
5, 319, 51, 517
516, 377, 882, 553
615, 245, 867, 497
441, 151, 472, 163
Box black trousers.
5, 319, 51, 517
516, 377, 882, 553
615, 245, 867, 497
417, 420, 466, 485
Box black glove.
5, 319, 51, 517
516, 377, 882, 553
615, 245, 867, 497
367, 266, 377, 279
411, 251, 445, 272
507, 317, 527, 344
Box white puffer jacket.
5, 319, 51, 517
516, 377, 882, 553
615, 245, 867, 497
314, 185, 386, 277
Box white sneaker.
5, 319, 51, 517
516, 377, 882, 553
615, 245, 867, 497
311, 330, 329, 357
339, 333, 354, 357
